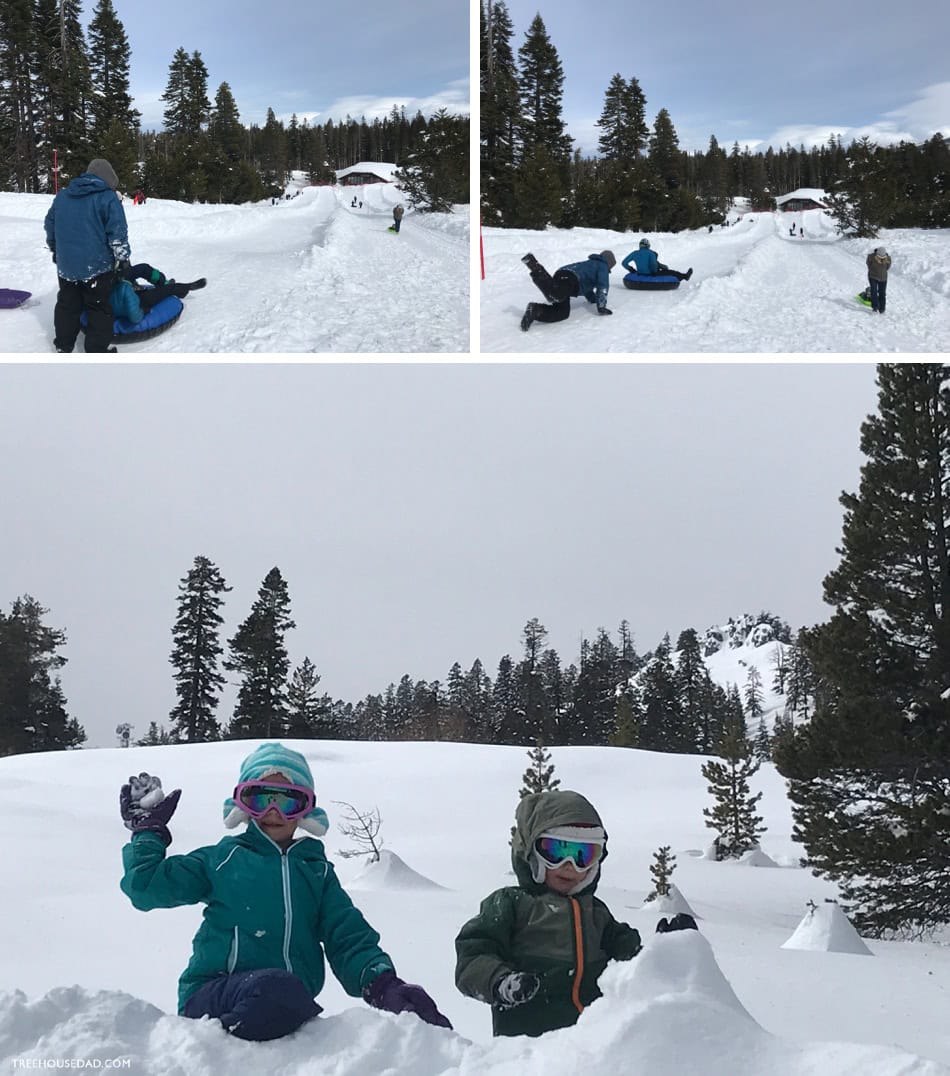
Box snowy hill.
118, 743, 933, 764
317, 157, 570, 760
481, 209, 950, 352
3, 739, 950, 1073
0, 181, 468, 353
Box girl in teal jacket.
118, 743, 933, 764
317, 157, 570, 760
120, 743, 451, 1041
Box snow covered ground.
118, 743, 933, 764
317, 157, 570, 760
3, 737, 950, 1075
481, 209, 950, 353
0, 177, 469, 353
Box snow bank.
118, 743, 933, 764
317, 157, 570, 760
347, 848, 449, 890
782, 902, 873, 956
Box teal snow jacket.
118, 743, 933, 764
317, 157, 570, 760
622, 248, 660, 275
121, 821, 395, 1013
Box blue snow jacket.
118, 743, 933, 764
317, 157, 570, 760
560, 254, 612, 311
622, 248, 659, 275
121, 820, 395, 1013
44, 174, 130, 283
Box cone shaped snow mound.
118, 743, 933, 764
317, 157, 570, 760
347, 848, 449, 890
648, 882, 699, 918
782, 902, 873, 955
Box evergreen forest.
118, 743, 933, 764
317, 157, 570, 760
0, 0, 469, 205
481, 1, 950, 235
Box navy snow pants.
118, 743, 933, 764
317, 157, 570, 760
868, 276, 887, 313
182, 968, 321, 1041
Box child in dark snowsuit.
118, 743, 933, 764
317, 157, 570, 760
457, 790, 656, 1037
520, 251, 616, 331
120, 743, 451, 1041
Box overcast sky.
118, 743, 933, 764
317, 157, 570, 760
501, 0, 950, 155
85, 0, 469, 130
0, 362, 885, 749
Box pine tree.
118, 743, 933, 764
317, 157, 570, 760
0, 596, 85, 754
225, 567, 296, 739
135, 721, 172, 746
639, 635, 680, 750
515, 617, 547, 745
393, 108, 469, 211
481, 0, 520, 224
492, 654, 518, 742
33, 0, 92, 186
86, 0, 139, 183
611, 690, 640, 747
168, 556, 230, 743
701, 706, 765, 859
287, 657, 334, 738
596, 74, 648, 161
514, 13, 571, 225
674, 628, 707, 752
754, 717, 771, 761
744, 664, 764, 720
775, 364, 950, 936
648, 844, 676, 898
0, 0, 40, 191
519, 739, 560, 797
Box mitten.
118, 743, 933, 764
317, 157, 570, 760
656, 913, 698, 933
115, 258, 131, 278
492, 971, 541, 1010
363, 970, 453, 1029
119, 773, 181, 846
598, 307, 613, 315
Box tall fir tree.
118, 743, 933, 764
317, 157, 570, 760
775, 364, 950, 936
702, 704, 765, 858
596, 74, 648, 160
225, 567, 296, 739
0, 0, 40, 191
393, 108, 469, 211
286, 657, 334, 738
86, 0, 139, 183
168, 555, 230, 743
480, 0, 520, 224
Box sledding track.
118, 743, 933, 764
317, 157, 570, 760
480, 210, 950, 353
0, 184, 469, 353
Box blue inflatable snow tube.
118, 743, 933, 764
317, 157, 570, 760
80, 294, 184, 344
623, 272, 681, 291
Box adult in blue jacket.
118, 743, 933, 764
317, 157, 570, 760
43, 158, 131, 353
621, 238, 693, 281
520, 250, 616, 331
119, 743, 452, 1041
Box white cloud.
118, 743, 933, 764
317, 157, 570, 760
271, 79, 470, 128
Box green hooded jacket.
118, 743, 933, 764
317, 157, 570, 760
455, 790, 641, 1037
121, 820, 394, 1013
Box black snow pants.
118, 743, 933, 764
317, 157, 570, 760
527, 265, 581, 323
53, 270, 115, 353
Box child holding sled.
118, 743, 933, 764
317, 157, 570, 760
120, 742, 451, 1041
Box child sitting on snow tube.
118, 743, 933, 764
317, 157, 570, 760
112, 261, 206, 324
622, 238, 692, 282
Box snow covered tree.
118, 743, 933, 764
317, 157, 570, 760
0, 596, 85, 755
519, 739, 560, 798
393, 108, 469, 212
225, 567, 295, 739
648, 844, 677, 899
0, 0, 41, 191
168, 556, 230, 743
674, 628, 707, 752
754, 717, 771, 762
702, 706, 765, 859
744, 665, 764, 720
638, 635, 680, 750
775, 364, 950, 936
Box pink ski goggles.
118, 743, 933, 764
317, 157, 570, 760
234, 781, 315, 821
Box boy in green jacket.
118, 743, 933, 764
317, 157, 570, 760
455, 789, 694, 1037
120, 742, 451, 1041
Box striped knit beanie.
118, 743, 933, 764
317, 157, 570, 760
223, 742, 329, 836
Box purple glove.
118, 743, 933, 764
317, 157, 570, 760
363, 970, 453, 1029
119, 773, 181, 846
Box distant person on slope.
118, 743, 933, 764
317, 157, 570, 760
119, 743, 452, 1041
519, 250, 616, 331
388, 204, 405, 233
455, 789, 697, 1037
43, 157, 131, 353
621, 238, 692, 281
866, 246, 891, 314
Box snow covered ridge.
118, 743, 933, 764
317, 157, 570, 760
701, 612, 792, 655
4, 739, 950, 1073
